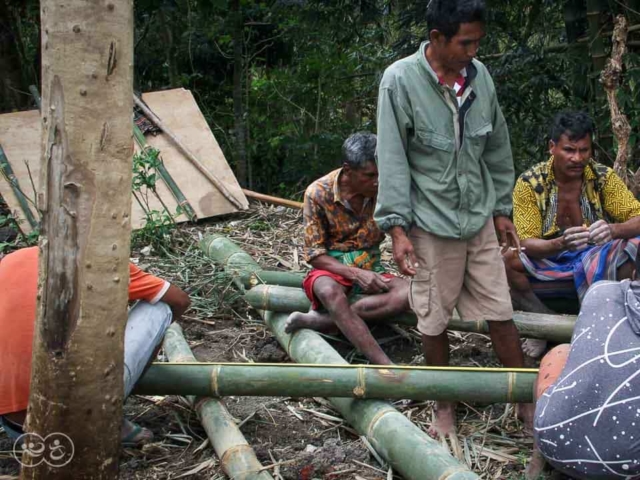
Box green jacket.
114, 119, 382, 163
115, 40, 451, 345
374, 42, 514, 240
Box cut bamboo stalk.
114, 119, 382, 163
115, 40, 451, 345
240, 270, 305, 289
242, 189, 303, 210
132, 124, 198, 221
134, 94, 246, 211
0, 144, 38, 230
137, 362, 536, 403
244, 284, 577, 343
200, 234, 263, 289
199, 234, 479, 480
162, 323, 274, 480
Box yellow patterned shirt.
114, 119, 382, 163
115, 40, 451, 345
513, 157, 640, 240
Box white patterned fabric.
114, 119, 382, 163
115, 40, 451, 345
534, 280, 640, 479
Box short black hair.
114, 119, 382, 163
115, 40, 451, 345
426, 0, 486, 40
342, 132, 377, 169
550, 111, 595, 143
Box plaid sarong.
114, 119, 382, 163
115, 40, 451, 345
520, 237, 640, 300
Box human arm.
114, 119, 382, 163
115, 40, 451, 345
389, 226, 418, 276
128, 264, 190, 320
592, 172, 640, 242
481, 74, 515, 218
158, 284, 191, 319
373, 74, 413, 233
309, 255, 390, 294
512, 178, 590, 258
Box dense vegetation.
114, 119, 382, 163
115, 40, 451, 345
3, 0, 640, 199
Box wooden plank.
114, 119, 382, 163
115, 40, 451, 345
0, 88, 248, 232
0, 110, 40, 234
141, 88, 249, 219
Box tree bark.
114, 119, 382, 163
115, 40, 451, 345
232, 0, 248, 187
21, 1, 133, 479
601, 15, 632, 189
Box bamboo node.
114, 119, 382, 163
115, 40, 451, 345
210, 364, 221, 397
220, 444, 254, 468
507, 372, 515, 403
367, 408, 396, 439
353, 367, 366, 398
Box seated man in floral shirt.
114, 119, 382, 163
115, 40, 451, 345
285, 132, 409, 365
506, 111, 640, 357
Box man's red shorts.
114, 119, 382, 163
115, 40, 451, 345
302, 269, 395, 310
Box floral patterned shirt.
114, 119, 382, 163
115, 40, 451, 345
513, 157, 640, 240
303, 169, 385, 262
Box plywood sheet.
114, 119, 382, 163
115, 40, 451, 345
0, 110, 41, 234
0, 88, 247, 233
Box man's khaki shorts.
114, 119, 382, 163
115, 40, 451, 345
409, 219, 513, 336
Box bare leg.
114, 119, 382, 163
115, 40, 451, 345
503, 251, 554, 358
421, 332, 456, 438
312, 276, 393, 365
285, 278, 409, 334
487, 320, 534, 430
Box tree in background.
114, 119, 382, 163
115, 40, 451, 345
5, 0, 640, 198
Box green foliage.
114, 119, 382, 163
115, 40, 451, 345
0, 212, 38, 254
7, 0, 640, 194
131, 147, 179, 253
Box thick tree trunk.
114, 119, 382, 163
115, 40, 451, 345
21, 1, 133, 479
232, 0, 248, 187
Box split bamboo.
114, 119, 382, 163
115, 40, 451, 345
162, 324, 274, 480
138, 362, 536, 403
244, 284, 577, 343
133, 95, 246, 211
0, 144, 38, 229
132, 124, 198, 221
200, 234, 479, 480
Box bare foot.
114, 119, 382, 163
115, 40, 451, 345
121, 419, 153, 447
284, 310, 337, 334
517, 402, 535, 434
428, 402, 462, 458
525, 448, 547, 480
523, 338, 547, 358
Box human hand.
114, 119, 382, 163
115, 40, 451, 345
389, 227, 418, 276
352, 269, 391, 294
588, 220, 612, 246
561, 226, 590, 251
493, 216, 521, 252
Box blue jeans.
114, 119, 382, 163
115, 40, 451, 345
1, 301, 172, 438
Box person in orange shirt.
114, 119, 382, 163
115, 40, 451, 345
0, 247, 190, 446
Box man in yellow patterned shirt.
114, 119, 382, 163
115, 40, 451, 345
506, 111, 640, 357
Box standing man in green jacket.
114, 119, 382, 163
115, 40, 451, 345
375, 0, 531, 446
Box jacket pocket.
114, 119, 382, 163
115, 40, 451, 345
409, 272, 431, 318
416, 129, 454, 152
467, 122, 492, 150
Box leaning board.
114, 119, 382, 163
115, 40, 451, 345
0, 88, 248, 233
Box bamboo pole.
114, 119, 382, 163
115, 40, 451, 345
0, 144, 38, 230
132, 124, 198, 221
242, 189, 303, 210
162, 324, 274, 480
244, 284, 577, 343
133, 95, 246, 211
200, 234, 479, 480
138, 362, 536, 403
240, 270, 305, 289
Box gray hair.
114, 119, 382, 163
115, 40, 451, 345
342, 132, 377, 169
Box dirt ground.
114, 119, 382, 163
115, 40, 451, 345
0, 204, 554, 480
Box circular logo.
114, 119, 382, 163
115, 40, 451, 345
13, 432, 74, 468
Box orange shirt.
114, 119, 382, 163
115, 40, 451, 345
0, 247, 169, 415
